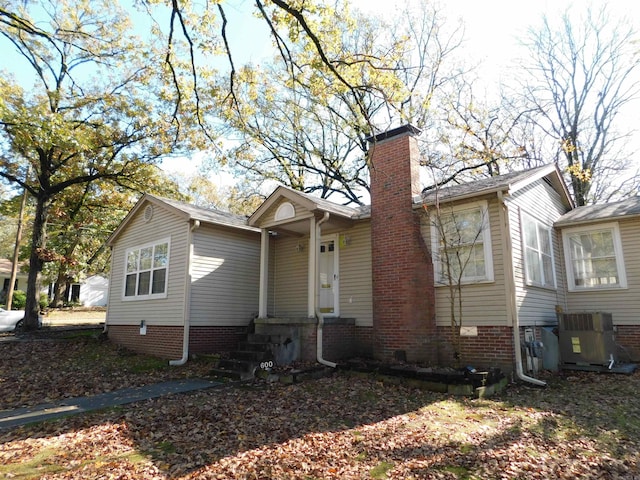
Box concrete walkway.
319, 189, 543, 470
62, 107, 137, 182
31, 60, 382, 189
0, 378, 221, 430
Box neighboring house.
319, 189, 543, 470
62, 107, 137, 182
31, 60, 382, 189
106, 125, 640, 374
47, 275, 110, 307
105, 195, 261, 361
0, 259, 28, 303
79, 275, 109, 307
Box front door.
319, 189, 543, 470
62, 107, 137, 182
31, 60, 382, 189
318, 237, 339, 315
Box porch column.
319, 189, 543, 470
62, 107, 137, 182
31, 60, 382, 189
308, 217, 317, 318
258, 228, 269, 318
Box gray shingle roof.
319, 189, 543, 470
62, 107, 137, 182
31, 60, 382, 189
152, 195, 253, 228
419, 165, 555, 204
284, 187, 368, 218
555, 196, 640, 226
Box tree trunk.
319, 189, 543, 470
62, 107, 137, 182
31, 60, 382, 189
52, 270, 68, 308
24, 195, 50, 330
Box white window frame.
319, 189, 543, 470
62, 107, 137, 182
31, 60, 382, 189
562, 222, 627, 291
430, 200, 494, 285
122, 237, 170, 301
521, 212, 556, 289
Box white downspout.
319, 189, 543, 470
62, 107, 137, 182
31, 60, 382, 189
314, 212, 336, 368
498, 192, 546, 387
170, 219, 200, 366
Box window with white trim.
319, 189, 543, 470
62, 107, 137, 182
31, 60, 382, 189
522, 213, 556, 289
562, 223, 627, 290
124, 238, 170, 299
431, 201, 494, 284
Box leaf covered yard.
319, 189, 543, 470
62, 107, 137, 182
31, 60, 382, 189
1, 336, 639, 479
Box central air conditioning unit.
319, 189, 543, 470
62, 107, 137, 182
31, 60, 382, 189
558, 312, 616, 370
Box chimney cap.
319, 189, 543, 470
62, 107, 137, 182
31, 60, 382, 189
366, 124, 421, 144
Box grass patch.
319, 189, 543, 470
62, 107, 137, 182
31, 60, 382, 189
369, 461, 394, 478
0, 447, 67, 479
0, 447, 150, 480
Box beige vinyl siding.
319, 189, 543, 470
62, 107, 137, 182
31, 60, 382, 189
423, 196, 509, 327
189, 225, 261, 327
270, 235, 309, 316
508, 180, 569, 326
338, 221, 373, 326
106, 203, 188, 327
564, 218, 640, 325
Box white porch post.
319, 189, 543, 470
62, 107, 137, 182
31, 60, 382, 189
258, 228, 269, 318
308, 217, 317, 318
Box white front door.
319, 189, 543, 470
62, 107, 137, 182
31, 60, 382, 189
318, 237, 339, 316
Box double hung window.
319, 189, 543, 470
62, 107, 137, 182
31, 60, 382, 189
562, 223, 626, 290
124, 239, 170, 299
522, 213, 556, 289
431, 201, 494, 284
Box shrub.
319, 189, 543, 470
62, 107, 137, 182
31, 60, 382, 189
12, 290, 26, 309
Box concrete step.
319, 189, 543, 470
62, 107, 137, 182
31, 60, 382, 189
217, 358, 255, 372
230, 349, 273, 362
209, 366, 254, 381
237, 341, 272, 352
247, 333, 287, 344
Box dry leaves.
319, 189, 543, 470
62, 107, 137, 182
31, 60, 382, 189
1, 335, 639, 479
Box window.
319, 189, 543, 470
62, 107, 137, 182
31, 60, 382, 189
124, 239, 170, 299
431, 201, 494, 284
562, 223, 627, 290
522, 213, 556, 289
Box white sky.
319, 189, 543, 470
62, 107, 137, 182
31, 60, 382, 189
2, 1, 638, 183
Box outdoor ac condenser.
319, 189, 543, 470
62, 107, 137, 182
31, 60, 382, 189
558, 312, 616, 368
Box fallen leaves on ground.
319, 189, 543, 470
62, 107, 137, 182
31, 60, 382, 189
1, 335, 640, 479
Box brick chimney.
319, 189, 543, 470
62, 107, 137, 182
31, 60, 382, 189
367, 125, 436, 364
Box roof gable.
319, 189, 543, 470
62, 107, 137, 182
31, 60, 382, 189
248, 185, 365, 228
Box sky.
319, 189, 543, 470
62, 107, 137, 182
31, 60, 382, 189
163, 0, 640, 184
2, 0, 639, 187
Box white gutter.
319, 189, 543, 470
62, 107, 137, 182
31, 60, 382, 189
314, 212, 337, 368
170, 219, 200, 366
498, 192, 546, 387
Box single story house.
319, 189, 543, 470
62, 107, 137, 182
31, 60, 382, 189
105, 125, 640, 374
45, 275, 110, 307
0, 258, 28, 304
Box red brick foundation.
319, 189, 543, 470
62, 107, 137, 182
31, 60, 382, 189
436, 325, 515, 371
107, 325, 184, 359
321, 324, 374, 360
108, 324, 250, 359
189, 326, 248, 355
614, 326, 640, 362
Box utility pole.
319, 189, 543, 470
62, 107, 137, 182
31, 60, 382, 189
6, 167, 29, 310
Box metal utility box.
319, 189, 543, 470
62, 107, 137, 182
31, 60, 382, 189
558, 312, 616, 367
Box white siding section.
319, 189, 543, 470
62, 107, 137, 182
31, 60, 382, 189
107, 202, 188, 327
338, 222, 373, 326
423, 197, 509, 327
508, 180, 569, 326
564, 218, 640, 325
189, 224, 261, 326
